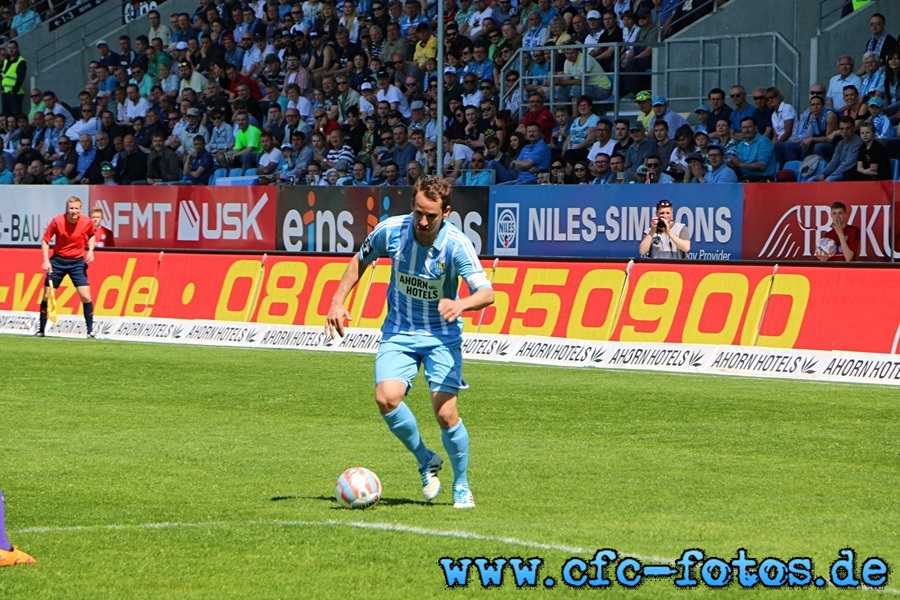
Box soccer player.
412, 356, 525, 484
0, 490, 35, 567
326, 178, 495, 509
37, 196, 97, 338
90, 207, 115, 248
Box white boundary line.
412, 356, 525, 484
13, 518, 899, 594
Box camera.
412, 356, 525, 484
656, 219, 666, 233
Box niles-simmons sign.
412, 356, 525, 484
489, 184, 744, 259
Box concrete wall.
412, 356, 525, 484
663, 0, 900, 112
17, 0, 195, 106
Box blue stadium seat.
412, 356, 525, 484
782, 160, 801, 180
891, 158, 899, 180
209, 168, 227, 185
228, 168, 243, 177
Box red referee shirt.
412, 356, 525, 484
43, 214, 95, 259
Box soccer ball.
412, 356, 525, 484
818, 237, 838, 255
335, 467, 382, 509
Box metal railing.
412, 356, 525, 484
817, 0, 868, 34
500, 41, 664, 120
661, 32, 801, 112
34, 2, 128, 76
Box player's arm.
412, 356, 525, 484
325, 252, 369, 338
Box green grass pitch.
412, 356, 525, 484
1, 336, 897, 598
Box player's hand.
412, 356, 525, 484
832, 216, 844, 235
85, 249, 95, 264
41, 260, 51, 273
325, 302, 351, 338
815, 248, 834, 262
438, 298, 464, 322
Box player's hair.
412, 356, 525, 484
831, 201, 848, 211
414, 177, 452, 209
90, 207, 103, 215
67, 196, 82, 207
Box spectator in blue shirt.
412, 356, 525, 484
461, 151, 493, 185
490, 122, 550, 183
183, 135, 215, 184
731, 116, 776, 181
689, 145, 738, 183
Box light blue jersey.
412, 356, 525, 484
359, 214, 490, 341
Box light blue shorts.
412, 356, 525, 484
375, 333, 467, 394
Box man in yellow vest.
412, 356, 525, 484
1, 41, 27, 116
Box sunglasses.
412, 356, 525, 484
810, 91, 824, 96
645, 162, 661, 167
470, 159, 484, 163
657, 200, 672, 207
729, 93, 743, 98
574, 167, 586, 172
425, 148, 436, 152
551, 164, 563, 169
30, 93, 40, 98
752, 95, 765, 100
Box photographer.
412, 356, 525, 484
638, 199, 691, 259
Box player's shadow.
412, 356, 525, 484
285, 494, 438, 508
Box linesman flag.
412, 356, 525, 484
46, 283, 58, 324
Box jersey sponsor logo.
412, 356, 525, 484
397, 272, 441, 301
494, 203, 518, 255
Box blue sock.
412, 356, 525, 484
382, 402, 433, 466
0, 490, 12, 551
441, 419, 470, 489
83, 302, 94, 333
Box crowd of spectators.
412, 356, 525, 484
0, 0, 895, 186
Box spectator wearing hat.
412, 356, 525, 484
147, 10, 172, 49
221, 33, 245, 70
376, 68, 409, 118
648, 95, 688, 136
178, 61, 208, 95
867, 96, 893, 138
412, 22, 438, 67
624, 119, 656, 171
691, 104, 711, 133
307, 31, 337, 88
95, 40, 122, 70
49, 159, 69, 185
97, 160, 116, 185
624, 90, 650, 129
358, 81, 377, 115
178, 107, 210, 155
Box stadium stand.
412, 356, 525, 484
3, 0, 900, 186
